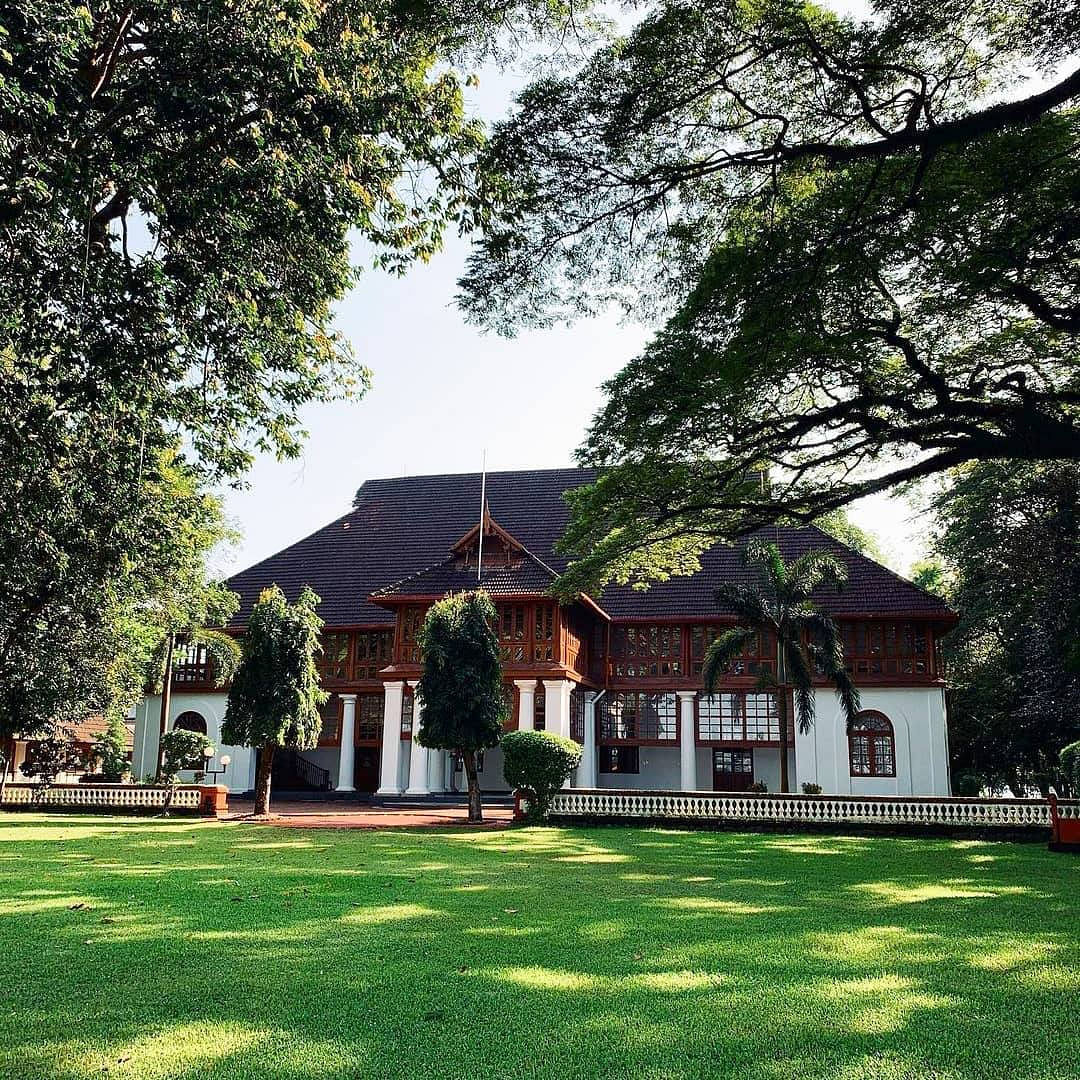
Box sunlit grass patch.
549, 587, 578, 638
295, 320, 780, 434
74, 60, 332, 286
0, 813, 1077, 1080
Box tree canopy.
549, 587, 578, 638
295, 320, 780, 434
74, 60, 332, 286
223, 585, 326, 815
416, 590, 506, 822
0, 0, 564, 738
461, 0, 1080, 592
926, 462, 1080, 795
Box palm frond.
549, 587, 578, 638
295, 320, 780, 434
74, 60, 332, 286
787, 550, 847, 601
802, 613, 861, 728
702, 627, 756, 692
783, 634, 817, 734
744, 539, 786, 588
714, 583, 774, 627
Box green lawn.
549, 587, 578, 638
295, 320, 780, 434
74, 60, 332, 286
0, 815, 1077, 1080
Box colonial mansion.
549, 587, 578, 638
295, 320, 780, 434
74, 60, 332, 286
131, 468, 956, 798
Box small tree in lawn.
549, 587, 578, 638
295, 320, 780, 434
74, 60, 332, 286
223, 586, 326, 817
703, 540, 860, 793
416, 591, 506, 823
92, 713, 131, 782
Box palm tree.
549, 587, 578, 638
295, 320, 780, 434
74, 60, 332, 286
702, 539, 860, 793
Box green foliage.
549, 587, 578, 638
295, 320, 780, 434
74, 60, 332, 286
812, 511, 885, 563
951, 771, 983, 798
416, 591, 507, 753
0, 442, 236, 754
801, 782, 822, 795
501, 730, 582, 821
18, 736, 84, 796
748, 781, 768, 794
416, 590, 506, 821
910, 560, 948, 598
1060, 742, 1080, 796
701, 541, 859, 793
91, 714, 130, 783
927, 461, 1080, 794
159, 729, 212, 777
0, 0, 563, 764
462, 0, 1080, 590
223, 586, 327, 752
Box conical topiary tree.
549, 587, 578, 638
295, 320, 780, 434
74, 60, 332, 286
223, 586, 326, 816
415, 590, 506, 823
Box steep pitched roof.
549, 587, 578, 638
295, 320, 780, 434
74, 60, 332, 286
225, 467, 952, 626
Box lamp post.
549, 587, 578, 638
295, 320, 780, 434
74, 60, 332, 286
198, 745, 231, 785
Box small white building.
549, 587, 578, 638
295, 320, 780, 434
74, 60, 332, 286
132, 468, 955, 799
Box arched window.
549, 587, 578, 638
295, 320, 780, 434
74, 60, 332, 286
849, 711, 896, 777
173, 711, 207, 736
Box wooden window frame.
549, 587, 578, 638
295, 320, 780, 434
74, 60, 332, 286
848, 710, 896, 778
609, 625, 684, 680
598, 692, 678, 745
696, 692, 793, 746
354, 693, 385, 746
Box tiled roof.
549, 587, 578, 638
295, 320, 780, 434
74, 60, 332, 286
373, 551, 558, 600
225, 467, 952, 626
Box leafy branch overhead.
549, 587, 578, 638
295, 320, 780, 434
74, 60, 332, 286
463, 0, 1080, 592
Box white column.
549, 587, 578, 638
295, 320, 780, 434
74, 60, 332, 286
514, 679, 536, 731
544, 679, 573, 739
405, 689, 430, 795
377, 681, 404, 795
337, 694, 357, 793
428, 748, 446, 793
678, 691, 698, 792
577, 691, 599, 788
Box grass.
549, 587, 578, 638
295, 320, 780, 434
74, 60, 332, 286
0, 815, 1077, 1080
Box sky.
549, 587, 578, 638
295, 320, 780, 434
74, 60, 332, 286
216, 21, 929, 581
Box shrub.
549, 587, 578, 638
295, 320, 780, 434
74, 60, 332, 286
801, 782, 822, 795
748, 780, 768, 794
952, 770, 983, 797
1061, 741, 1080, 795
502, 730, 582, 822
20, 737, 85, 799
92, 714, 130, 782
160, 728, 212, 777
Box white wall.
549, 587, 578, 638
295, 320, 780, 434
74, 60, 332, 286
796, 687, 950, 796
132, 691, 255, 793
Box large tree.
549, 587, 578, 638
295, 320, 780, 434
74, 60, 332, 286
0, 0, 560, 735
461, 0, 1080, 593
0, 444, 233, 776
415, 591, 506, 823
223, 586, 326, 817
701, 540, 859, 793
925, 462, 1080, 795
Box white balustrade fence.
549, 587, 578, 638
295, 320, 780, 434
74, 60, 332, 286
548, 789, 1078, 830
1, 784, 203, 812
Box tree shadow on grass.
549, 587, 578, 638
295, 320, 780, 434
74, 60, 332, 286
0, 817, 1077, 1079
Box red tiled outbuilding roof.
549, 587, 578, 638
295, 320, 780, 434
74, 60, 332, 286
225, 468, 952, 627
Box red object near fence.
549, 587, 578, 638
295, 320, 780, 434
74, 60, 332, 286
1049, 791, 1080, 852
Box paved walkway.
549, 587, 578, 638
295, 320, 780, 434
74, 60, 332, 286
225, 799, 514, 830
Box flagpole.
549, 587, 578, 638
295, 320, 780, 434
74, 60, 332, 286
476, 449, 487, 584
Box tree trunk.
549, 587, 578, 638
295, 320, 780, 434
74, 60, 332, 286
462, 749, 483, 823
254, 743, 275, 817
777, 643, 790, 794
155, 631, 175, 782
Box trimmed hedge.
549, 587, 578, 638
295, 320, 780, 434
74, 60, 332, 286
502, 730, 582, 822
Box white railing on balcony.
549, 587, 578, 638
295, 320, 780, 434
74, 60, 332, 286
549, 789, 1077, 829
1, 784, 202, 811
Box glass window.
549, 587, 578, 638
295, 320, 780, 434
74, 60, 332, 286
848, 711, 896, 777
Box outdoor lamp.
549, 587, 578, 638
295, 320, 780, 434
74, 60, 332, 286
220, 755, 231, 768
202, 744, 215, 760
